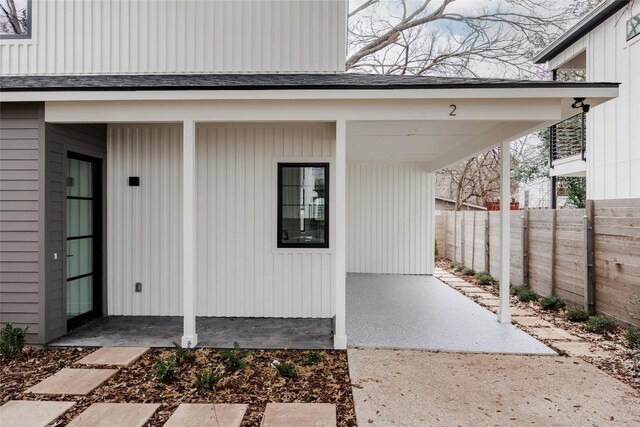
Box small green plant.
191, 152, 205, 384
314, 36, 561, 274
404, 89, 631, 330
476, 272, 495, 285
172, 341, 195, 364
0, 323, 28, 359
539, 296, 566, 311
587, 315, 617, 334
510, 284, 528, 296
276, 362, 297, 378
626, 327, 640, 349
449, 261, 458, 270
454, 263, 466, 273
221, 342, 249, 371
434, 240, 439, 258
193, 368, 224, 390
517, 288, 539, 303
154, 355, 177, 382
565, 306, 589, 322
461, 267, 476, 276
301, 351, 323, 366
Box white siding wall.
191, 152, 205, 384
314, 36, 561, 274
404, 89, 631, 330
107, 122, 336, 318
584, 5, 640, 199
346, 163, 432, 275
107, 125, 184, 316
0, 0, 346, 76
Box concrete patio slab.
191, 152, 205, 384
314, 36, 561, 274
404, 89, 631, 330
27, 368, 118, 395
76, 347, 148, 366
513, 316, 555, 327
164, 403, 247, 427
348, 349, 640, 427
261, 403, 336, 427
68, 403, 160, 427
552, 341, 610, 357
530, 327, 580, 341
347, 274, 554, 354
0, 400, 76, 427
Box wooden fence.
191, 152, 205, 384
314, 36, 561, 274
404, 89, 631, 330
435, 198, 640, 327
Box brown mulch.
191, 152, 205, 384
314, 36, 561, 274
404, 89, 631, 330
436, 258, 640, 392
0, 348, 356, 427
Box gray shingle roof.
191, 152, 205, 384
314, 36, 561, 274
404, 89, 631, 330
0, 73, 619, 91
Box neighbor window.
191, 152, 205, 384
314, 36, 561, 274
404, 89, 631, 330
628, 13, 640, 41
0, 0, 31, 39
277, 163, 329, 248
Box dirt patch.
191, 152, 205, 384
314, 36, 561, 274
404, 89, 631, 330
1, 348, 356, 426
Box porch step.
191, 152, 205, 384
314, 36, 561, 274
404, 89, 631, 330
0, 400, 76, 427
261, 403, 336, 427
26, 368, 118, 395
68, 403, 159, 427
164, 403, 247, 427
76, 346, 149, 366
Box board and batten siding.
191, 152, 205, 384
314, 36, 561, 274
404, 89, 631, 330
0, 102, 45, 343
0, 0, 346, 76
346, 163, 432, 275
107, 122, 336, 318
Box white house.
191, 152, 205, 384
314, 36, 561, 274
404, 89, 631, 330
0, 0, 618, 348
534, 0, 639, 200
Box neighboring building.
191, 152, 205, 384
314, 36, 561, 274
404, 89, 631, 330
0, 0, 618, 347
435, 197, 486, 211
534, 0, 640, 200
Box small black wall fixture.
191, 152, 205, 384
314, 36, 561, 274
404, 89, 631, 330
128, 176, 140, 186
571, 97, 590, 113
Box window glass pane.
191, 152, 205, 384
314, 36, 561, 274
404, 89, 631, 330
67, 238, 93, 279
67, 276, 93, 319
279, 164, 328, 247
0, 0, 31, 38
67, 199, 93, 237
67, 158, 93, 198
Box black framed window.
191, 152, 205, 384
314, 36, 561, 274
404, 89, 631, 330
277, 163, 329, 248
0, 0, 32, 39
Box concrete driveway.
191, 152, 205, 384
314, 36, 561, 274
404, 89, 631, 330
347, 274, 553, 354
348, 349, 640, 426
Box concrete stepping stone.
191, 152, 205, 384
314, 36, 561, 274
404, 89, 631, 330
261, 403, 336, 427
164, 403, 247, 427
529, 327, 579, 341
27, 368, 118, 395
0, 400, 76, 427
68, 403, 160, 427
511, 307, 535, 316
552, 341, 609, 358
513, 316, 555, 328
477, 299, 500, 307
77, 346, 148, 366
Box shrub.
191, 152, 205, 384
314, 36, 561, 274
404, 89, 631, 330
193, 368, 224, 390
454, 263, 466, 273
510, 284, 527, 296
276, 362, 297, 378
449, 261, 459, 270
476, 272, 495, 286
517, 288, 539, 303
173, 341, 195, 364
540, 296, 566, 311
301, 351, 323, 366
221, 342, 249, 371
154, 356, 177, 382
461, 267, 476, 276
626, 327, 640, 349
587, 315, 617, 334
0, 323, 28, 359
565, 306, 589, 322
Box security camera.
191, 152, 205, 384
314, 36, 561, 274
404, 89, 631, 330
572, 97, 590, 113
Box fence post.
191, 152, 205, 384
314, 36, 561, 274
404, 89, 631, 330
522, 209, 529, 286
472, 211, 477, 270
442, 211, 447, 259
551, 209, 557, 296
461, 211, 466, 265
453, 211, 458, 262
584, 200, 596, 314
484, 213, 490, 273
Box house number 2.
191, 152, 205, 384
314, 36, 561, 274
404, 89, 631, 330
449, 104, 457, 116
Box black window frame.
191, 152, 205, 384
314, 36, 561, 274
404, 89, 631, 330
0, 0, 33, 40
277, 162, 330, 249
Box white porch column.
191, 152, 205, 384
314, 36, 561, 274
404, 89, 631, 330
498, 139, 512, 323
334, 119, 348, 349
426, 172, 436, 274
182, 120, 198, 347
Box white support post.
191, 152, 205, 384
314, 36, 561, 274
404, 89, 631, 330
426, 172, 436, 274
334, 119, 347, 349
182, 120, 198, 347
498, 139, 512, 323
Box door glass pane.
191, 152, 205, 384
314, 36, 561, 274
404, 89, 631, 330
67, 276, 93, 319
67, 199, 92, 237
67, 238, 93, 278
67, 158, 93, 198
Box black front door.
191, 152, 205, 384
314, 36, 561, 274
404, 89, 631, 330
66, 152, 102, 330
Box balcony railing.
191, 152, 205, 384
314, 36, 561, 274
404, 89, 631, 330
550, 113, 586, 165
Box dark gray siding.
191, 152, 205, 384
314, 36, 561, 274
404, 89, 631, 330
44, 123, 106, 342
0, 103, 45, 343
